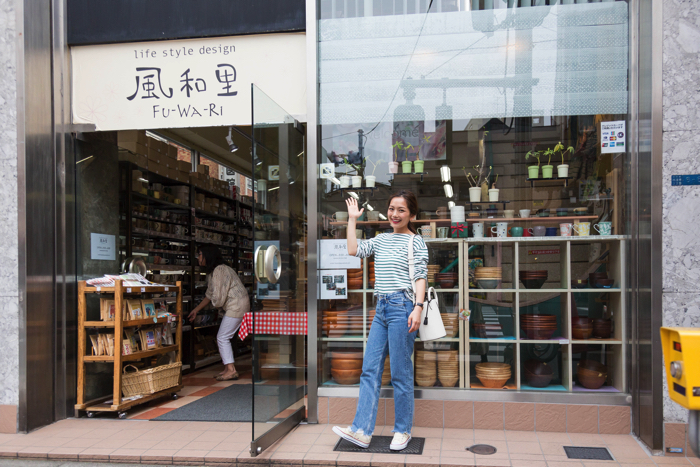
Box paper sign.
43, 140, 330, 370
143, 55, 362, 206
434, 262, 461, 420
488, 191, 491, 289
529, 249, 560, 255
600, 121, 626, 153
320, 270, 347, 300
319, 239, 361, 270
90, 233, 116, 260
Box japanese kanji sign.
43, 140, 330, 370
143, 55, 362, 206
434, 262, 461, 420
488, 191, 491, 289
71, 34, 306, 130
319, 240, 361, 270
600, 121, 626, 154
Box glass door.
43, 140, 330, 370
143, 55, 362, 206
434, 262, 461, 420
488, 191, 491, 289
250, 84, 307, 456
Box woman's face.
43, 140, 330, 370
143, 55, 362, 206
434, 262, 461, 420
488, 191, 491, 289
197, 251, 206, 267
387, 197, 412, 231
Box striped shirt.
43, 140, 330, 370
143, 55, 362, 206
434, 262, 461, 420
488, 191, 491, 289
354, 233, 428, 296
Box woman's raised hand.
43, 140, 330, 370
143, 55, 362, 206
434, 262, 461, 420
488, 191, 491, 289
346, 197, 364, 220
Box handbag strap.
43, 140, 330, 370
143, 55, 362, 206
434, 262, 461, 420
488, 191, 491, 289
407, 234, 417, 303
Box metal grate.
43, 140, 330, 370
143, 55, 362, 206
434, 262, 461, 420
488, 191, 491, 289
333, 436, 424, 455
466, 444, 497, 455
564, 446, 614, 460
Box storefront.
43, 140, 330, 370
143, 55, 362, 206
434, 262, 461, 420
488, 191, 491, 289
8, 0, 668, 457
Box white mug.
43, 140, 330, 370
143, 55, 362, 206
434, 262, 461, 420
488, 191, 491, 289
333, 212, 349, 222
491, 222, 508, 238
472, 223, 484, 238
519, 209, 531, 218
339, 175, 350, 188
367, 211, 379, 221
503, 210, 515, 218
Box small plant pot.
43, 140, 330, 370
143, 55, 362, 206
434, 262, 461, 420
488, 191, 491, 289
528, 165, 540, 179
388, 161, 399, 174
469, 187, 482, 202
488, 188, 499, 202
557, 164, 569, 178
365, 175, 376, 187
413, 160, 425, 173
402, 160, 413, 174
542, 165, 554, 179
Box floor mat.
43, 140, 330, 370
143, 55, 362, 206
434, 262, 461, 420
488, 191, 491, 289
153, 383, 304, 422
563, 446, 614, 460
333, 436, 424, 455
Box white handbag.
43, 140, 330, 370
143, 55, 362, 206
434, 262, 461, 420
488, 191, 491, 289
408, 235, 446, 341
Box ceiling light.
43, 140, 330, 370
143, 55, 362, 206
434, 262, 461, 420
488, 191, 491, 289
76, 155, 94, 165
448, 201, 455, 209
137, 177, 149, 183
225, 127, 239, 153
440, 166, 451, 183
379, 213, 387, 220
366, 204, 374, 211
268, 186, 279, 192
331, 177, 342, 186
443, 184, 454, 198
348, 192, 360, 200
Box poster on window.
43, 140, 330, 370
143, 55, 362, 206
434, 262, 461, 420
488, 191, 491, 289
320, 270, 347, 300
600, 121, 626, 154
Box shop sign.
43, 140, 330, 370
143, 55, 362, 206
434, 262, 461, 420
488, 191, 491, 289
320, 270, 347, 300
600, 121, 626, 154
71, 34, 306, 130
529, 249, 559, 255
319, 239, 361, 270
90, 233, 116, 260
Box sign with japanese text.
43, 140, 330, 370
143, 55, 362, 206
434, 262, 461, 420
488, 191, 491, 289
90, 233, 116, 260
528, 249, 560, 255
71, 33, 306, 130
319, 239, 361, 270
600, 121, 626, 154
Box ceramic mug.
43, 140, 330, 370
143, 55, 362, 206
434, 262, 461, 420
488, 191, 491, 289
519, 209, 531, 218
573, 222, 591, 236
437, 227, 449, 238
560, 223, 573, 237
333, 212, 349, 222
472, 223, 484, 238
509, 226, 524, 237
523, 228, 533, 237
367, 211, 380, 222
339, 175, 350, 188
595, 221, 612, 236
420, 225, 432, 239
533, 225, 547, 236
546, 227, 558, 236
491, 222, 508, 238
503, 210, 515, 218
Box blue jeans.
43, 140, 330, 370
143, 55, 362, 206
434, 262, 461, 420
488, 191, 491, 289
351, 291, 417, 436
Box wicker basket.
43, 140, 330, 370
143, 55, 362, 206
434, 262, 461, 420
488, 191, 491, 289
122, 362, 182, 398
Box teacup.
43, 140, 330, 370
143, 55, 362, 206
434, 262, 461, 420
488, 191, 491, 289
367, 211, 380, 222
595, 221, 612, 236
509, 226, 524, 237
437, 227, 449, 238
503, 210, 515, 218
560, 223, 573, 237
519, 209, 531, 218
573, 222, 591, 236
532, 225, 547, 236
472, 223, 484, 238
523, 228, 533, 237
420, 225, 432, 239
545, 227, 558, 236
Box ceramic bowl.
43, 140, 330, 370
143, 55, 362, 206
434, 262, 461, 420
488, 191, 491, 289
572, 326, 593, 339
524, 368, 553, 388
577, 369, 606, 389
331, 358, 363, 370
578, 359, 607, 374
331, 368, 361, 385
524, 359, 553, 376
521, 278, 547, 289
522, 328, 557, 340
477, 375, 510, 388
478, 279, 501, 289
592, 319, 613, 338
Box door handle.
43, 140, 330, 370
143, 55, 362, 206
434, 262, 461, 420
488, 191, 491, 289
254, 245, 282, 284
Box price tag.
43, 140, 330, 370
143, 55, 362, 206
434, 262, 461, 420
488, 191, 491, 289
127, 288, 132, 293
559, 339, 570, 345
141, 287, 146, 293
96, 287, 101, 292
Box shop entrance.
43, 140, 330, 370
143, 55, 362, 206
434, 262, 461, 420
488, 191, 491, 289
74, 85, 306, 454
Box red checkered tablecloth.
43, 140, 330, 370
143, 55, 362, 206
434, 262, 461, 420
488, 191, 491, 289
238, 312, 308, 340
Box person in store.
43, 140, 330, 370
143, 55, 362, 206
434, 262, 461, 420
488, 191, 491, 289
188, 245, 250, 381
333, 190, 428, 452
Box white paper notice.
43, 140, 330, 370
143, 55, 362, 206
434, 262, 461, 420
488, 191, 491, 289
90, 233, 116, 260
320, 270, 347, 300
600, 121, 626, 153
319, 239, 361, 270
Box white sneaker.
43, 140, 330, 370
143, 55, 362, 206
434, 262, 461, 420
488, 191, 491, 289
332, 426, 371, 448
390, 432, 411, 451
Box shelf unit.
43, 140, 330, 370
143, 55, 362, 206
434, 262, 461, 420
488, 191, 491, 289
75, 280, 183, 417
321, 236, 627, 394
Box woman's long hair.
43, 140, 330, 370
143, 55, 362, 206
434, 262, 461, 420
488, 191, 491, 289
198, 245, 225, 274
387, 190, 419, 234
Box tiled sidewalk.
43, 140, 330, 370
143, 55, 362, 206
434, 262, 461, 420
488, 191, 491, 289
0, 419, 696, 467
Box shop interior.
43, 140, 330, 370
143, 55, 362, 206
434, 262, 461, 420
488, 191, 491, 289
75, 118, 307, 427
319, 113, 628, 394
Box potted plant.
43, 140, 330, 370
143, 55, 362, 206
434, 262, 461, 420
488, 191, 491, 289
365, 159, 379, 187
525, 149, 542, 179
553, 142, 574, 178
541, 148, 554, 179
402, 143, 415, 173
463, 167, 481, 202
414, 134, 431, 174
389, 141, 401, 174
489, 174, 499, 201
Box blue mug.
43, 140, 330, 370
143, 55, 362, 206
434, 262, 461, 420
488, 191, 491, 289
545, 227, 558, 236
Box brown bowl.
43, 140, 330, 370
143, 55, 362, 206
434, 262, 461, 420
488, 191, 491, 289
477, 376, 510, 388
571, 317, 591, 326
331, 358, 363, 370
331, 368, 361, 385
524, 368, 553, 388
595, 278, 615, 288
578, 359, 607, 374
577, 368, 606, 389
522, 328, 557, 340
592, 319, 613, 338
572, 326, 593, 339
524, 359, 553, 376
331, 351, 363, 360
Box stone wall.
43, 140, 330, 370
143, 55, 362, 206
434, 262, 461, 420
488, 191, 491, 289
662, 0, 700, 428
0, 0, 19, 433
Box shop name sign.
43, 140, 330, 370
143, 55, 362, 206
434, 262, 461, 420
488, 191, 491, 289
71, 34, 306, 131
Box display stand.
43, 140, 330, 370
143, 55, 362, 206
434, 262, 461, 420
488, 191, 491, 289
75, 280, 183, 418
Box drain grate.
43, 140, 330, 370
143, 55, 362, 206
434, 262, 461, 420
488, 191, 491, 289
333, 436, 424, 455
564, 446, 614, 460
466, 444, 497, 455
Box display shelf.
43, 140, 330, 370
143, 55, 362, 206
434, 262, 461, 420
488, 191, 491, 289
517, 288, 568, 293
194, 224, 237, 235
470, 288, 518, 293
132, 192, 189, 211
153, 296, 191, 303
77, 384, 184, 412
321, 337, 365, 342
132, 228, 191, 242
469, 381, 517, 390
131, 213, 189, 226
388, 171, 428, 182
572, 385, 620, 393
572, 288, 622, 293
195, 239, 237, 248
526, 176, 572, 187
146, 263, 192, 271
194, 208, 237, 223
520, 384, 567, 392
84, 344, 180, 362
468, 337, 517, 342
571, 339, 623, 344
84, 317, 172, 328
193, 185, 236, 203
132, 248, 189, 256
83, 285, 178, 294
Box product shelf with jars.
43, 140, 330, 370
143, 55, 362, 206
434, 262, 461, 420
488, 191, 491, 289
321, 235, 626, 395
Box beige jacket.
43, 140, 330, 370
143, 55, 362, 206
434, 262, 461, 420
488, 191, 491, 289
205, 265, 250, 319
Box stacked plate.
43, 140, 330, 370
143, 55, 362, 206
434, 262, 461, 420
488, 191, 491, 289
520, 270, 548, 289
475, 362, 511, 388
427, 265, 441, 285
520, 314, 558, 340
437, 350, 459, 387
441, 313, 459, 338
338, 306, 371, 336
415, 350, 437, 387
475, 267, 502, 289
330, 351, 363, 385
348, 269, 363, 289
322, 310, 348, 337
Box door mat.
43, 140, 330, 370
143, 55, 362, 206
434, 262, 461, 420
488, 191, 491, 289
333, 436, 424, 455
564, 446, 614, 460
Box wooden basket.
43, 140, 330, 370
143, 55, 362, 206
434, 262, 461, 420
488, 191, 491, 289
122, 362, 182, 398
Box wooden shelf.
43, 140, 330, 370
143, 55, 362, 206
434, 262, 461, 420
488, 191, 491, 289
84, 317, 171, 328
84, 344, 179, 362
78, 385, 184, 412
329, 216, 598, 227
